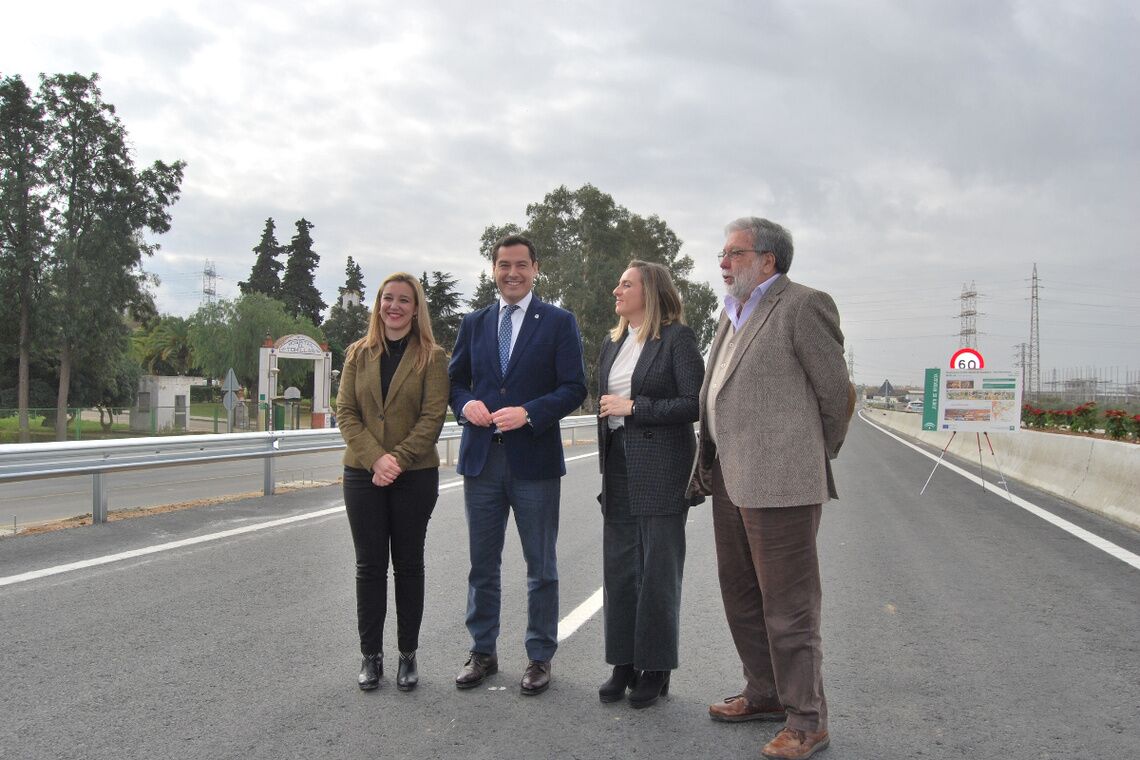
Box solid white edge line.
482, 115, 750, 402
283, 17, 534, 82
858, 411, 1140, 571
4, 451, 616, 643
1, 454, 602, 589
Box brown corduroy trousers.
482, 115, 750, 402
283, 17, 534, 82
711, 463, 827, 733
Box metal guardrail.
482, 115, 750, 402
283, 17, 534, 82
0, 415, 598, 525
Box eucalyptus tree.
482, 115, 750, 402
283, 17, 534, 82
479, 184, 717, 407
39, 73, 184, 439
0, 74, 49, 441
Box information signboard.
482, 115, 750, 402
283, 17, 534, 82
921, 368, 1022, 433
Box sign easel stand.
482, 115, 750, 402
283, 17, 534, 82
982, 432, 1014, 502
919, 431, 956, 495
919, 430, 1014, 503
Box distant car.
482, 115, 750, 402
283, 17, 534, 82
906, 400, 924, 413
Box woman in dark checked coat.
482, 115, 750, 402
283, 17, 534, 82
595, 259, 705, 708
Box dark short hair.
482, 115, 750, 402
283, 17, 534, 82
725, 217, 794, 274
492, 234, 538, 264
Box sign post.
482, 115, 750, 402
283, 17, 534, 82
222, 368, 240, 433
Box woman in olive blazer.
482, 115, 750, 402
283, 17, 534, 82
595, 260, 704, 708
337, 272, 449, 692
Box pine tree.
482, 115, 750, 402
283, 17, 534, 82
343, 255, 365, 298
322, 256, 370, 370
420, 270, 462, 350
239, 218, 284, 297
467, 271, 498, 310
280, 218, 326, 324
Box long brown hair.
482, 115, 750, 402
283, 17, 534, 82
609, 260, 685, 343
348, 272, 438, 372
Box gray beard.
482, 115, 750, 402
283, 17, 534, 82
726, 260, 764, 301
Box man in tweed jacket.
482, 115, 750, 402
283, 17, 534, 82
689, 217, 852, 760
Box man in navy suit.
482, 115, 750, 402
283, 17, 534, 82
449, 234, 587, 695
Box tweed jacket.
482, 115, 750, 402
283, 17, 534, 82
688, 276, 851, 508
336, 340, 449, 473
597, 321, 704, 516
448, 295, 588, 480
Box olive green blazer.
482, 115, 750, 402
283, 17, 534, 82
336, 340, 449, 472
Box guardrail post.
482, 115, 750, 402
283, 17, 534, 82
264, 434, 277, 496
92, 473, 108, 524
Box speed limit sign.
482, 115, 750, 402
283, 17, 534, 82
949, 348, 985, 369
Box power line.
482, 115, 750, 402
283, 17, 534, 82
958, 281, 979, 349
1028, 264, 1040, 397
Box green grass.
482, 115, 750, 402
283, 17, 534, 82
0, 413, 131, 443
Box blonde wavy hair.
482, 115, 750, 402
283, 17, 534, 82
348, 272, 438, 372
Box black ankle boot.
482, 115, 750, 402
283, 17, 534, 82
396, 651, 418, 691
358, 653, 383, 690
628, 670, 670, 708
598, 663, 637, 703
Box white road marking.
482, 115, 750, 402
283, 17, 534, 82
0, 505, 345, 588
558, 586, 604, 642
1, 453, 605, 591
2, 452, 618, 641
859, 411, 1140, 571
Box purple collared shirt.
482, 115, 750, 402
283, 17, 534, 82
724, 273, 781, 331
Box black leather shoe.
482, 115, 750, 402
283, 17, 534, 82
455, 651, 498, 689
397, 651, 418, 691
357, 653, 383, 691
520, 659, 552, 695
598, 663, 637, 703
628, 670, 670, 708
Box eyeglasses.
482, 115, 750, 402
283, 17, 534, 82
716, 249, 767, 263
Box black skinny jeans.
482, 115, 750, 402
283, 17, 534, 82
343, 465, 439, 655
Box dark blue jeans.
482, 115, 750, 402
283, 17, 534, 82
343, 466, 438, 655
463, 442, 561, 661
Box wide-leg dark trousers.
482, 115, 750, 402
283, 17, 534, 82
711, 461, 827, 733
343, 465, 439, 655
602, 426, 687, 671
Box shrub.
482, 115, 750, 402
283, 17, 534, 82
1071, 402, 1098, 433
1104, 409, 1128, 439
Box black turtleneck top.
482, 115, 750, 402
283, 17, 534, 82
379, 336, 409, 402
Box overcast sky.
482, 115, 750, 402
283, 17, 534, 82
8, 0, 1139, 387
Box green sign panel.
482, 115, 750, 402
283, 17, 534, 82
922, 368, 940, 431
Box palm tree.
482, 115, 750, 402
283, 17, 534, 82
134, 316, 196, 375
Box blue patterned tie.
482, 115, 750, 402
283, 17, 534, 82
498, 304, 519, 373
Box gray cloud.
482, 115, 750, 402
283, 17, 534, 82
8, 0, 1138, 384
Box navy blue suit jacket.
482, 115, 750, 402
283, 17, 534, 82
449, 296, 587, 480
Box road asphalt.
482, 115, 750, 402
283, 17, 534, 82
1, 417, 1137, 759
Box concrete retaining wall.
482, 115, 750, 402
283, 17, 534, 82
864, 410, 1140, 532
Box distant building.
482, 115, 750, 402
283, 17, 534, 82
129, 375, 206, 433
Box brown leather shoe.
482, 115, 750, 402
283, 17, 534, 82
520, 659, 551, 695
708, 694, 786, 722
455, 651, 498, 689
761, 727, 830, 759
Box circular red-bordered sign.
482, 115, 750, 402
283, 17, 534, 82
949, 348, 985, 369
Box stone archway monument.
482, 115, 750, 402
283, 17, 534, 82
257, 334, 335, 429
